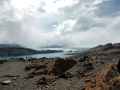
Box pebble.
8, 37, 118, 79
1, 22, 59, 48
0, 80, 12, 85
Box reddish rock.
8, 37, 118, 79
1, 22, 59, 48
85, 64, 120, 90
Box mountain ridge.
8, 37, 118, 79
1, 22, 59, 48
0, 44, 63, 57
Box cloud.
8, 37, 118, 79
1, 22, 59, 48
0, 0, 120, 48
97, 0, 120, 17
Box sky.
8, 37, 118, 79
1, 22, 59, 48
0, 0, 120, 48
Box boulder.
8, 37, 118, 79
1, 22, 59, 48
48, 59, 77, 76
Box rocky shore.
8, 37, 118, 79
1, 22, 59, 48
0, 43, 120, 90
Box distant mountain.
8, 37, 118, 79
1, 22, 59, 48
0, 44, 21, 48
0, 44, 63, 57
89, 43, 120, 54
78, 43, 120, 56
41, 45, 64, 48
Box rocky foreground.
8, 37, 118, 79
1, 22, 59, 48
0, 43, 120, 90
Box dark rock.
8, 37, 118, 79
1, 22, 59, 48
49, 59, 77, 76
24, 65, 34, 71
117, 59, 120, 73
83, 63, 94, 71
37, 77, 47, 85
31, 69, 48, 76
25, 73, 34, 79
59, 72, 73, 79
25, 64, 47, 71
0, 60, 7, 64
3, 74, 20, 78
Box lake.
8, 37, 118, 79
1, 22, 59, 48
0, 52, 71, 60
0, 48, 88, 60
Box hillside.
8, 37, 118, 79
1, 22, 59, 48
0, 44, 63, 57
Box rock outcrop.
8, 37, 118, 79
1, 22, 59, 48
85, 61, 120, 90
24, 58, 77, 86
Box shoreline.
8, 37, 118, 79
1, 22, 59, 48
0, 43, 120, 90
